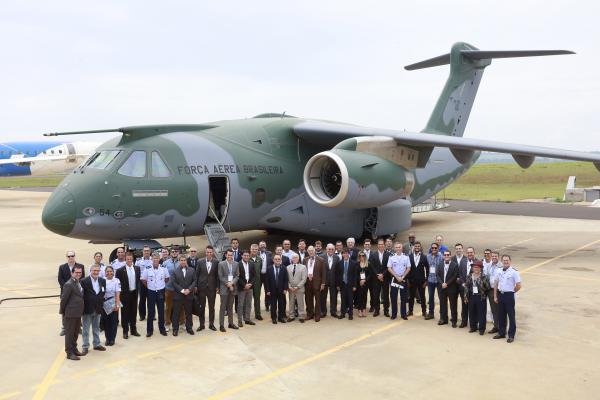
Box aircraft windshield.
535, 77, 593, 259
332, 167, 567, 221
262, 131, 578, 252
83, 150, 122, 170
118, 150, 147, 178
151, 151, 171, 177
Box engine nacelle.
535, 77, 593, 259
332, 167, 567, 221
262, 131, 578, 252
303, 149, 415, 208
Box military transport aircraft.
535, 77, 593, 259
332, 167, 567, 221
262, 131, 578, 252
41, 42, 600, 256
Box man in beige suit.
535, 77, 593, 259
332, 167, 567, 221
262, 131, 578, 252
218, 249, 239, 332
286, 253, 307, 323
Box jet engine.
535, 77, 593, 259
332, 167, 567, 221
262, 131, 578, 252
303, 149, 415, 208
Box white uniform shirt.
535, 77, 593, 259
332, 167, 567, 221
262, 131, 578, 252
125, 264, 136, 291
142, 266, 168, 291
105, 277, 121, 299
135, 257, 153, 273
111, 259, 126, 270
497, 266, 521, 292
387, 253, 410, 277
483, 260, 500, 286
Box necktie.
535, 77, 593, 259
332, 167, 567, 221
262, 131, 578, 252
183, 268, 186, 278
293, 264, 296, 276
207, 260, 211, 274
275, 267, 279, 288
344, 261, 348, 283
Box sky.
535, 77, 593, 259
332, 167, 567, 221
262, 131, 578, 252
0, 0, 598, 150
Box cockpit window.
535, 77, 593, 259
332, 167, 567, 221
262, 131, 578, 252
83, 150, 122, 170
151, 151, 171, 177
118, 151, 147, 178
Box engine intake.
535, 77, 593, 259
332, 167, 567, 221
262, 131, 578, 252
303, 150, 414, 208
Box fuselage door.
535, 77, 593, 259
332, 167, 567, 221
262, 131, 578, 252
205, 176, 229, 226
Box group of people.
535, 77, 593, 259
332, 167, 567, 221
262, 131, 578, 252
58, 233, 522, 361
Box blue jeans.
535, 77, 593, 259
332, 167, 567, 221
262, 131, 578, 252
82, 312, 101, 349
147, 289, 166, 334
498, 292, 517, 338
427, 282, 438, 316
390, 285, 408, 319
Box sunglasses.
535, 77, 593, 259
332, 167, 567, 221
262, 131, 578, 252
67, 255, 75, 258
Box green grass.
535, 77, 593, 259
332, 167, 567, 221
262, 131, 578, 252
444, 162, 600, 201
0, 176, 63, 188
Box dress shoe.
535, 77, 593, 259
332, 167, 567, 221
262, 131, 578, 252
369, 306, 374, 313
321, 314, 327, 318
160, 331, 168, 336
338, 315, 345, 320
186, 329, 195, 335
140, 317, 145, 321
220, 326, 226, 332
425, 314, 434, 320
488, 327, 499, 334
401, 316, 408, 320
299, 319, 305, 323
108, 341, 115, 346
238, 322, 244, 328
307, 314, 314, 320
105, 340, 110, 346
59, 329, 65, 336
94, 345, 106, 351
272, 320, 277, 324
131, 331, 141, 337
123, 332, 129, 339
438, 320, 448, 325
256, 315, 263, 321
459, 323, 467, 329
209, 325, 217, 331
245, 321, 256, 326
507, 337, 514, 343
278, 318, 286, 323
197, 326, 205, 332
172, 330, 178, 336
286, 317, 295, 322
479, 331, 485, 336
407, 311, 413, 317
146, 333, 153, 338
493, 334, 506, 339
78, 349, 88, 356
469, 329, 477, 333
315, 318, 320, 322
384, 311, 390, 318
348, 315, 353, 320
373, 310, 380, 317
390, 316, 397, 320
331, 313, 339, 318
228, 324, 239, 330
452, 323, 457, 328
67, 354, 80, 361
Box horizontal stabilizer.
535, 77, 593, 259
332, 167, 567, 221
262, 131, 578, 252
404, 48, 574, 70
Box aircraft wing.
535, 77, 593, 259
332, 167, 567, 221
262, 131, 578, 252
294, 121, 600, 170
0, 154, 68, 166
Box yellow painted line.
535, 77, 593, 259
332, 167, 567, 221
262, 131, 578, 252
524, 271, 600, 283
137, 351, 160, 359
207, 320, 405, 400
31, 348, 65, 400
0, 391, 21, 400
191, 338, 209, 345
105, 359, 129, 369
72, 368, 98, 379
521, 239, 600, 274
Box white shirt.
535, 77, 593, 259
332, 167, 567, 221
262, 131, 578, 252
388, 253, 410, 277
105, 277, 121, 299
260, 252, 267, 273
308, 258, 315, 276
206, 258, 213, 274
414, 252, 421, 266
243, 262, 250, 281
125, 264, 136, 291
91, 276, 100, 294
111, 259, 126, 270
327, 255, 334, 269
378, 251, 384, 264
182, 267, 187, 279
497, 266, 521, 292
443, 262, 450, 282
142, 266, 168, 291
466, 258, 474, 275
135, 257, 153, 271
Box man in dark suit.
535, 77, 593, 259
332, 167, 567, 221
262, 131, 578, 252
321, 243, 341, 318
265, 254, 288, 323
237, 249, 256, 327
372, 239, 390, 317
408, 242, 430, 319
274, 245, 291, 266
337, 248, 358, 320
115, 252, 141, 338
57, 251, 85, 336
172, 255, 196, 335
222, 238, 243, 262
187, 247, 200, 269
346, 238, 359, 261
437, 250, 459, 327
59, 264, 85, 360
80, 264, 107, 354
456, 245, 478, 328
258, 240, 273, 312
195, 245, 219, 331
303, 246, 326, 322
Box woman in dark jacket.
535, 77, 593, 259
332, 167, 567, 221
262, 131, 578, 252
356, 252, 371, 317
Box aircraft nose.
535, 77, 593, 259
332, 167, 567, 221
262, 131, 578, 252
42, 187, 76, 236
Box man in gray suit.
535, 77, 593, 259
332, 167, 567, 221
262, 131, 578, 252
172, 255, 196, 336
59, 264, 85, 360
286, 253, 307, 323
195, 245, 219, 332
218, 249, 239, 332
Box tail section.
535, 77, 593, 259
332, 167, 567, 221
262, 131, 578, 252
405, 42, 574, 137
